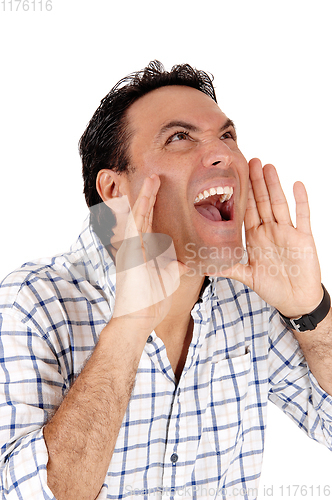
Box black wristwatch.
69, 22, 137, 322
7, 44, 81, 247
278, 284, 331, 332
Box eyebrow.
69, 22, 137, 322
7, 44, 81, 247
156, 118, 237, 141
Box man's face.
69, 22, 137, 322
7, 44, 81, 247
120, 85, 249, 275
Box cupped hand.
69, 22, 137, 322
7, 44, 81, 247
109, 174, 189, 335
220, 158, 323, 318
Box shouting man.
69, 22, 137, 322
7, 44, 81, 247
1, 61, 331, 500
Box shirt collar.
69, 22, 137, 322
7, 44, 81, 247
69, 214, 117, 302
71, 215, 223, 308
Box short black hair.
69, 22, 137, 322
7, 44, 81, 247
79, 60, 217, 245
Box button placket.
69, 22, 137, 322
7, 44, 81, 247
162, 385, 182, 490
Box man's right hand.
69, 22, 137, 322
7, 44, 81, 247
108, 174, 189, 336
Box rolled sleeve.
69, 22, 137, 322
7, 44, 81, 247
1, 428, 55, 499
0, 310, 66, 498
268, 309, 332, 449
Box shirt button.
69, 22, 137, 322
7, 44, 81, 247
146, 335, 153, 343
170, 453, 178, 463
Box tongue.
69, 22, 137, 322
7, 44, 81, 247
195, 204, 222, 221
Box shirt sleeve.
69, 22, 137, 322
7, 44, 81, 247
268, 308, 332, 449
0, 310, 64, 499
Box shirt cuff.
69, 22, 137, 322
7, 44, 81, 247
1, 428, 55, 499
308, 370, 332, 421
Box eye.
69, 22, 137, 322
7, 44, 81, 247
221, 130, 237, 141
166, 131, 191, 144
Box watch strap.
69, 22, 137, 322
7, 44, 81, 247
278, 284, 331, 332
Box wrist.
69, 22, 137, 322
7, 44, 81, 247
278, 284, 331, 332
102, 316, 152, 347
290, 287, 325, 320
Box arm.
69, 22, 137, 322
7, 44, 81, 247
0, 308, 149, 500
43, 175, 186, 500
44, 317, 148, 500
292, 308, 332, 395
0, 175, 178, 499
267, 308, 332, 449
0, 175, 183, 499
0, 311, 59, 500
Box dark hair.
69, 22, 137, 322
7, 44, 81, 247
79, 60, 217, 245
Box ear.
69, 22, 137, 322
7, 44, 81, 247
96, 169, 126, 202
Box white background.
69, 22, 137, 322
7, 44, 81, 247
0, 1, 331, 498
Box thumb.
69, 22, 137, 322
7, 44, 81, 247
217, 262, 253, 288
178, 261, 191, 278
160, 261, 190, 297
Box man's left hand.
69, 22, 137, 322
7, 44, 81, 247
221, 158, 323, 319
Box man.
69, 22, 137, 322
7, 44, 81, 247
0, 61, 331, 500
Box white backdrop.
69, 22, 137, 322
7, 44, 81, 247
0, 1, 331, 498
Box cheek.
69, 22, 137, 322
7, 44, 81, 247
156, 171, 189, 204
153, 192, 188, 235
124, 174, 146, 208
154, 194, 178, 222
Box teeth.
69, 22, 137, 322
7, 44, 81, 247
194, 186, 233, 204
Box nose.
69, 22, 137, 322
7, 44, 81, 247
201, 139, 232, 169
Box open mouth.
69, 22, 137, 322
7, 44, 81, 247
194, 186, 234, 222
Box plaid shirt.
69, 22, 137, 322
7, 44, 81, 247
1, 216, 332, 500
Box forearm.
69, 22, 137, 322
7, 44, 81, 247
44, 318, 148, 500
292, 308, 332, 396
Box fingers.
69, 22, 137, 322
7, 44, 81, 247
125, 175, 161, 239
248, 158, 274, 224
145, 174, 160, 232
134, 174, 160, 233
244, 179, 260, 230
294, 181, 311, 234
263, 163, 292, 225
247, 158, 292, 228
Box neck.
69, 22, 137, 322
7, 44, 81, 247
154, 273, 208, 382
155, 273, 207, 338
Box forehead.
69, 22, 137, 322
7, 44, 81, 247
126, 85, 228, 136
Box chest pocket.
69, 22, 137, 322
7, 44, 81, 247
204, 351, 251, 457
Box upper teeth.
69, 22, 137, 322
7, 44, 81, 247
194, 186, 233, 204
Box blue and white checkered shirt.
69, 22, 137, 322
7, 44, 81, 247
1, 216, 332, 500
